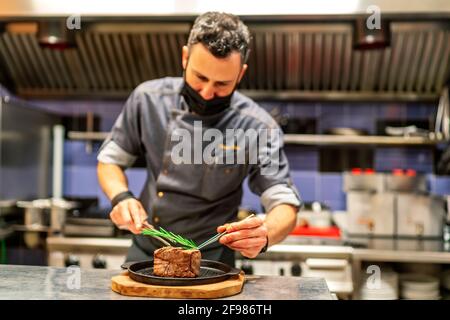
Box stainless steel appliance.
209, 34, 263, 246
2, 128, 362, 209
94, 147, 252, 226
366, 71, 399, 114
346, 191, 396, 236
344, 172, 446, 239
396, 194, 445, 238
297, 202, 333, 228
345, 172, 396, 236
16, 198, 79, 234
47, 236, 131, 270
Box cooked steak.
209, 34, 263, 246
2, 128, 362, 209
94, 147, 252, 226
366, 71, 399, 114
153, 247, 201, 278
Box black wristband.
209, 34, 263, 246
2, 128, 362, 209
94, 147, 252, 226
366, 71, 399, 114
259, 236, 269, 254
111, 191, 135, 208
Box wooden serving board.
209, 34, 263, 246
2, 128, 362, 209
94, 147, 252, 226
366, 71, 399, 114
111, 271, 245, 299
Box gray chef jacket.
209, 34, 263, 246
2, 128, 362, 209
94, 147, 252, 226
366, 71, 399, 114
97, 77, 301, 266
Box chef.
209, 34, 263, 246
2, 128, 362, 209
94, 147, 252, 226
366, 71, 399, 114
97, 12, 302, 266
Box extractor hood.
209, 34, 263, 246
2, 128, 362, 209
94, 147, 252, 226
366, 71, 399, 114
0, 0, 448, 101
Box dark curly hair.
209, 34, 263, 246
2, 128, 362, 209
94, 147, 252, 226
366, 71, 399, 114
187, 12, 251, 64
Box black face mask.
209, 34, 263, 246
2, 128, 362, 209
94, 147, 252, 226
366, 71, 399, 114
181, 79, 235, 117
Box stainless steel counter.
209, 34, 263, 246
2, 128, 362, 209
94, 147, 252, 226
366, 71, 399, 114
0, 264, 333, 300
258, 236, 450, 264
255, 237, 450, 299
46, 235, 450, 264
350, 238, 450, 263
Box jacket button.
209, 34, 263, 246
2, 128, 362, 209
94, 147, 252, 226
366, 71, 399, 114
153, 216, 160, 224
157, 192, 164, 198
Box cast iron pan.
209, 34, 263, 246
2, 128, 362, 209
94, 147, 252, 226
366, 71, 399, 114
121, 259, 241, 286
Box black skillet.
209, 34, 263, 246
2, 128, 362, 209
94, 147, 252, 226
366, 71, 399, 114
121, 259, 241, 286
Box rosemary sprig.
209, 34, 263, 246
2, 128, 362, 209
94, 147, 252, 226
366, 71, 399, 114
142, 227, 198, 250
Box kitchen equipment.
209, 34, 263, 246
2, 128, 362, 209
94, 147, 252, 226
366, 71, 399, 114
17, 198, 78, 233
296, 202, 332, 228
396, 194, 445, 238
400, 273, 440, 300
290, 226, 341, 239
63, 217, 115, 237
343, 171, 384, 193
120, 259, 241, 286
47, 236, 131, 270
17, 199, 51, 231
353, 17, 391, 50
51, 198, 78, 233
343, 171, 444, 238
301, 258, 353, 297
63, 204, 118, 238
346, 192, 395, 236
301, 258, 350, 282
111, 268, 244, 299
385, 173, 427, 193
385, 125, 431, 138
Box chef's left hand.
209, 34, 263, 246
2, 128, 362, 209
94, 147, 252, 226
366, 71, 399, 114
217, 216, 268, 258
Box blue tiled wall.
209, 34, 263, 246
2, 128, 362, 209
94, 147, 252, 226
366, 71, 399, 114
27, 99, 450, 212
374, 148, 434, 173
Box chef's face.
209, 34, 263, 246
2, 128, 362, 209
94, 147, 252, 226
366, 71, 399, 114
182, 43, 248, 100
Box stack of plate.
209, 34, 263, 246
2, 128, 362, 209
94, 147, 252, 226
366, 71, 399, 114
400, 273, 440, 300
442, 270, 450, 291
440, 270, 450, 300
360, 270, 399, 300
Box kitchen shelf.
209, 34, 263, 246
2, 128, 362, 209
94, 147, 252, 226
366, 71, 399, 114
262, 238, 450, 265
68, 131, 448, 147
0, 226, 14, 240
283, 134, 447, 146
67, 131, 109, 141
12, 224, 51, 233
352, 248, 450, 264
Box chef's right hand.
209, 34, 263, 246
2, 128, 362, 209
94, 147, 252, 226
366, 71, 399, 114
109, 198, 149, 234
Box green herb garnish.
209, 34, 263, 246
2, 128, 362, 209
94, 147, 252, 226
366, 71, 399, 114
142, 227, 198, 250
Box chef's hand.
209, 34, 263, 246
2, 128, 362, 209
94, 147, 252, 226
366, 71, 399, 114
109, 198, 149, 234
217, 216, 268, 258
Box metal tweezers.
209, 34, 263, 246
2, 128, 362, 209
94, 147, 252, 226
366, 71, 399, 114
197, 214, 256, 250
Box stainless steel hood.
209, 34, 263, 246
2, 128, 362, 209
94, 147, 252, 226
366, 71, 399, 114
0, 0, 449, 18
0, 0, 449, 101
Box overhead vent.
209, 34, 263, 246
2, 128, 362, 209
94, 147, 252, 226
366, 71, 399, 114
0, 21, 448, 101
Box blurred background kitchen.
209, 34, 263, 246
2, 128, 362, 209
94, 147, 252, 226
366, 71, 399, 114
0, 0, 449, 299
